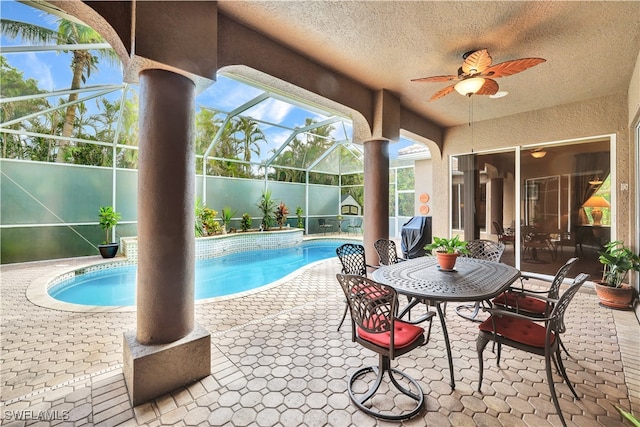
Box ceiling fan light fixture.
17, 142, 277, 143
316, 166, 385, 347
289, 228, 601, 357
530, 149, 547, 159
454, 77, 485, 96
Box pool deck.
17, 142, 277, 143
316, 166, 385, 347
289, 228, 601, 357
1, 252, 639, 426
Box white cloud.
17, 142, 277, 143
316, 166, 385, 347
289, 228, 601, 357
248, 98, 294, 123
265, 127, 292, 145
23, 52, 55, 92
196, 76, 263, 112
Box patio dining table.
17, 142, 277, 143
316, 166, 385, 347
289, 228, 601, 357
372, 256, 521, 389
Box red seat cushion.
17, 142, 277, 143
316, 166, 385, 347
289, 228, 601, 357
358, 320, 424, 349
492, 291, 548, 314
478, 315, 555, 348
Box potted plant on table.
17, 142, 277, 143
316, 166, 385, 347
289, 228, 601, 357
425, 235, 470, 271
98, 206, 121, 258
594, 240, 640, 309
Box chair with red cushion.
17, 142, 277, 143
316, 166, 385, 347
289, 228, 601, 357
492, 257, 579, 357
477, 273, 589, 427
335, 243, 378, 331
336, 273, 435, 421
493, 257, 578, 315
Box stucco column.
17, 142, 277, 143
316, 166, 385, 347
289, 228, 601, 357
460, 154, 479, 241
137, 69, 195, 344
364, 139, 389, 265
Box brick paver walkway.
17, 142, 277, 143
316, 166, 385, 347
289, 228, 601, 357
1, 254, 638, 426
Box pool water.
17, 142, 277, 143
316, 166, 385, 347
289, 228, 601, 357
49, 239, 351, 306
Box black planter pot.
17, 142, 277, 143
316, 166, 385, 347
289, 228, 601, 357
99, 243, 119, 259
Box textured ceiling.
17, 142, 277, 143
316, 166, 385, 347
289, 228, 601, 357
218, 1, 640, 128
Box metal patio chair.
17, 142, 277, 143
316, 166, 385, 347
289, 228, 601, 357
346, 218, 363, 234
336, 273, 434, 421
491, 256, 579, 358
454, 239, 506, 321
373, 238, 406, 266
318, 218, 333, 234
335, 243, 376, 331
477, 273, 589, 427
493, 220, 516, 249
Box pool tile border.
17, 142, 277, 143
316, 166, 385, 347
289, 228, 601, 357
121, 228, 305, 262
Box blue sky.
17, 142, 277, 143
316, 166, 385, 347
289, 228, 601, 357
1, 0, 415, 160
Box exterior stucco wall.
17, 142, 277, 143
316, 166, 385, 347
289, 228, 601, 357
430, 93, 631, 245
629, 50, 640, 127
414, 159, 433, 216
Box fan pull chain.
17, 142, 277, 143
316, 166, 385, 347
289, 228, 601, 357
469, 96, 474, 153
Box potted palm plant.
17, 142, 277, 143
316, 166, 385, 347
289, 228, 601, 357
594, 240, 640, 309
425, 235, 470, 271
98, 206, 121, 258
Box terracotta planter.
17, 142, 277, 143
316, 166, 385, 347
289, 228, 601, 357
435, 252, 459, 271
594, 281, 635, 310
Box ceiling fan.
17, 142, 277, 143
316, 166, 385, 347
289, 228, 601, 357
412, 49, 546, 101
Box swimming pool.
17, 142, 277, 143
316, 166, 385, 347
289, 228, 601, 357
48, 239, 354, 306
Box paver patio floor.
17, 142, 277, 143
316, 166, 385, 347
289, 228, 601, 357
1, 254, 638, 426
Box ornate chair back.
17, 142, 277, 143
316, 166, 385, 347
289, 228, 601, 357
462, 239, 505, 262
550, 272, 589, 334
546, 257, 580, 300
374, 238, 404, 266
336, 243, 368, 276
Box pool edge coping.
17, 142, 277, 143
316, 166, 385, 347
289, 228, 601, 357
28, 236, 362, 312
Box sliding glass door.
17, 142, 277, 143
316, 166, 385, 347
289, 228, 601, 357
451, 138, 611, 278
451, 150, 516, 267
520, 140, 610, 278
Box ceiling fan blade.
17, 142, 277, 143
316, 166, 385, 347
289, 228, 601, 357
476, 79, 499, 96
461, 49, 492, 75
429, 84, 456, 102
482, 58, 546, 78
411, 75, 459, 83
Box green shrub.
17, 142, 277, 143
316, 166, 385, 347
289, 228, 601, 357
241, 213, 252, 232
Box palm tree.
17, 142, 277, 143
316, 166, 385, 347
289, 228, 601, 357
94, 98, 120, 143
1, 17, 119, 162
270, 119, 336, 182
116, 92, 140, 169
301, 118, 334, 168
232, 116, 265, 176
